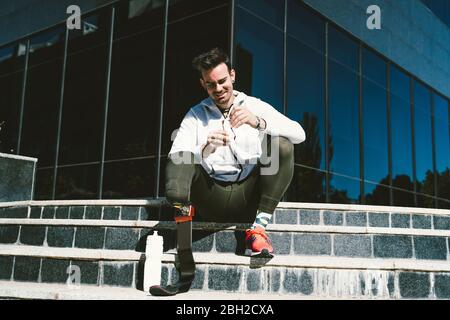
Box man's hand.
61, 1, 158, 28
229, 105, 258, 128
202, 130, 230, 157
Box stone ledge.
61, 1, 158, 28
277, 202, 450, 215
2, 219, 450, 238
0, 199, 167, 208
1, 245, 450, 272
1, 200, 449, 216
0, 153, 37, 162
0, 280, 317, 300
0, 154, 36, 202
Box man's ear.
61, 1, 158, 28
230, 69, 236, 83
200, 78, 206, 90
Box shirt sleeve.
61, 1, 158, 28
168, 110, 202, 162
169, 110, 199, 156
254, 98, 306, 144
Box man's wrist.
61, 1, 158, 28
255, 116, 266, 130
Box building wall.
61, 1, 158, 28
0, 0, 448, 208
303, 0, 450, 98
0, 0, 115, 46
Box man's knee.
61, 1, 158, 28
276, 136, 294, 160
165, 188, 190, 206
165, 151, 196, 205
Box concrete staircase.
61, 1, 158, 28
1, 199, 450, 299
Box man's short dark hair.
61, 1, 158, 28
192, 48, 232, 77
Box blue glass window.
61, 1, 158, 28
329, 174, 360, 204
413, 81, 434, 202
236, 0, 284, 29
365, 181, 390, 206
328, 60, 360, 203
287, 0, 325, 53
287, 38, 325, 170
363, 79, 389, 193
362, 47, 386, 88
390, 66, 414, 206
390, 67, 413, 183
286, 25, 326, 202
235, 7, 283, 111
434, 93, 450, 208
328, 26, 358, 71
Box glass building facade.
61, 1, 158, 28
0, 0, 449, 209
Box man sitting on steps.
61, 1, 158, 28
165, 47, 306, 257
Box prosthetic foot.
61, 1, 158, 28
149, 205, 195, 296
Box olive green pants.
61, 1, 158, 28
165, 136, 294, 223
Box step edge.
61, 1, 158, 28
0, 152, 38, 162
1, 200, 449, 216
0, 280, 331, 300
1, 245, 450, 272
2, 219, 450, 237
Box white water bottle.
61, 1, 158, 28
144, 231, 163, 292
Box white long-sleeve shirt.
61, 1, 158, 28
169, 90, 306, 182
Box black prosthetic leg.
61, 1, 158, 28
149, 207, 195, 296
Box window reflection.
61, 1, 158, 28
390, 66, 414, 206
102, 158, 156, 199
56, 164, 99, 199
329, 62, 359, 177
328, 26, 358, 71
34, 168, 54, 200
328, 60, 360, 203
59, 9, 110, 165
114, 0, 164, 38
0, 43, 26, 154
168, 0, 227, 23
434, 93, 450, 208
21, 27, 64, 168
286, 165, 326, 202
237, 0, 284, 29
413, 81, 434, 205
365, 181, 390, 206
329, 174, 360, 204
106, 4, 163, 161
235, 7, 283, 110
287, 0, 325, 53
363, 78, 389, 203
362, 47, 386, 88
287, 39, 325, 169
390, 65, 409, 98
286, 31, 326, 202
392, 187, 415, 207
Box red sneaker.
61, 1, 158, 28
245, 227, 274, 257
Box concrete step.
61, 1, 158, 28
1, 200, 450, 231
0, 280, 314, 300
1, 200, 449, 299
1, 245, 450, 299
1, 219, 449, 261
